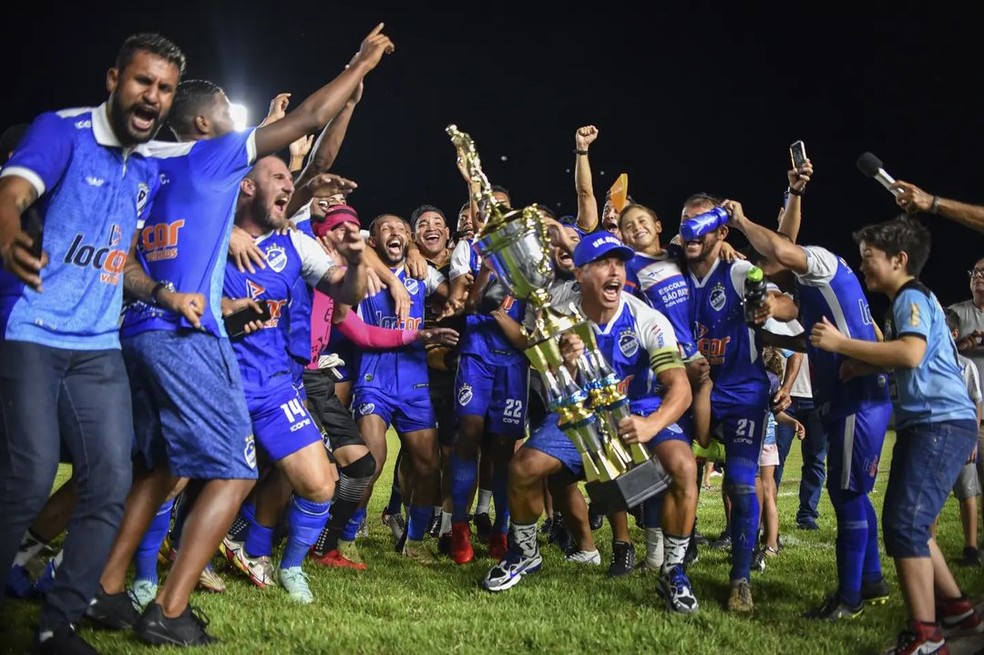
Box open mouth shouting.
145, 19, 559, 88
386, 234, 406, 259
129, 103, 159, 135
421, 229, 443, 249
601, 277, 622, 303
272, 193, 291, 218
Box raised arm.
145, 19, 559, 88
891, 180, 984, 234
777, 158, 813, 242
725, 200, 809, 274
574, 125, 600, 233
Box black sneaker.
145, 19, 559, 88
710, 530, 731, 551
394, 525, 408, 554
608, 541, 635, 577
588, 504, 604, 531
473, 512, 492, 542
134, 602, 217, 646
861, 577, 890, 605
803, 593, 864, 620
751, 549, 766, 573
683, 533, 699, 569
36, 624, 98, 655
85, 586, 139, 629
539, 517, 553, 536
426, 512, 441, 538
547, 513, 576, 555
796, 519, 819, 530
958, 545, 982, 567
693, 530, 709, 546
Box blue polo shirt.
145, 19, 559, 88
0, 103, 159, 349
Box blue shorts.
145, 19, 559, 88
247, 380, 323, 462
882, 419, 978, 558
291, 359, 307, 399
123, 331, 257, 480
455, 353, 529, 438
353, 386, 436, 434
525, 412, 686, 479
824, 401, 892, 494
714, 401, 769, 475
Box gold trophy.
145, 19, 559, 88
447, 125, 668, 513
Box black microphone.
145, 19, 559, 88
856, 152, 903, 197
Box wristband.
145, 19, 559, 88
574, 149, 589, 156
787, 186, 804, 197
930, 195, 940, 214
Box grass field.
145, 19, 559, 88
2, 429, 983, 655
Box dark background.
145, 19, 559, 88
2, 2, 981, 314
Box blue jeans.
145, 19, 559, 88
0, 341, 133, 631
774, 397, 827, 524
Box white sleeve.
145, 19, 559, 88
449, 240, 473, 279
290, 230, 335, 287
290, 203, 312, 226
729, 259, 779, 296
794, 246, 839, 287
425, 265, 446, 295
966, 360, 983, 405
626, 295, 679, 355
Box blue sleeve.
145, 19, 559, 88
892, 288, 931, 340
2, 112, 74, 196
188, 129, 257, 186
138, 160, 161, 226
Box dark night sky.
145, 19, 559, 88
2, 2, 981, 314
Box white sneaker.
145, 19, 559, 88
278, 566, 313, 604
564, 549, 602, 565
128, 579, 158, 611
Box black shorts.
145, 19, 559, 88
429, 368, 457, 448
303, 369, 364, 452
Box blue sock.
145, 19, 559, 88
642, 493, 663, 529
245, 521, 275, 558
450, 453, 477, 523
491, 462, 510, 535
407, 504, 433, 541
726, 472, 759, 581
281, 495, 331, 570
134, 498, 173, 584
228, 502, 257, 543
830, 488, 866, 607
341, 506, 367, 542
860, 494, 884, 584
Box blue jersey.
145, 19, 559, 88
794, 246, 890, 417
0, 104, 158, 349
625, 251, 699, 360
354, 264, 445, 396
689, 259, 770, 407
223, 229, 333, 398
285, 208, 316, 364
589, 293, 684, 415
884, 280, 977, 429
120, 130, 258, 339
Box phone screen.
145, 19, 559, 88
790, 140, 807, 169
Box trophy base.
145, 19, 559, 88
584, 458, 670, 515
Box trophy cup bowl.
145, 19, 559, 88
473, 205, 554, 309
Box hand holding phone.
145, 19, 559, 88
789, 140, 808, 169
224, 300, 272, 337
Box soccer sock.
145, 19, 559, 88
511, 522, 539, 558
450, 453, 478, 523
726, 474, 759, 581
406, 504, 432, 542
341, 506, 368, 542
662, 533, 690, 572
228, 502, 256, 543
281, 495, 331, 570
646, 528, 665, 568
440, 511, 452, 537
491, 465, 509, 535
245, 521, 275, 559
861, 494, 884, 583
316, 454, 375, 555
134, 498, 173, 584
13, 530, 48, 567
830, 487, 867, 607
476, 488, 493, 515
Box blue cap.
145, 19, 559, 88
573, 232, 635, 267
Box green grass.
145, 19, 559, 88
2, 430, 982, 654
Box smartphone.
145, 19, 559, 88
224, 301, 272, 338
24, 208, 43, 260
789, 140, 808, 169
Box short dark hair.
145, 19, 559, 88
410, 204, 446, 231
491, 184, 510, 200
852, 215, 931, 277
617, 203, 660, 228
369, 213, 410, 236
944, 308, 961, 334
115, 33, 186, 76
682, 192, 723, 210
168, 79, 224, 136
532, 203, 556, 220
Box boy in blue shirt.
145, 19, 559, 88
811, 216, 980, 655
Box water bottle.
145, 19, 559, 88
679, 206, 729, 241
743, 266, 768, 326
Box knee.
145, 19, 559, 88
299, 475, 335, 504
509, 450, 543, 488
882, 511, 927, 558
666, 454, 697, 491
340, 452, 376, 480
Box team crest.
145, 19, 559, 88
136, 183, 149, 215
359, 402, 376, 416
457, 383, 474, 407
618, 330, 639, 358
404, 277, 420, 295
709, 283, 727, 312
265, 245, 288, 273
244, 434, 257, 469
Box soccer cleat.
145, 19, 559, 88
957, 545, 982, 567
587, 504, 604, 531
36, 623, 99, 655
683, 535, 699, 569
381, 511, 407, 543
197, 563, 227, 593
35, 559, 57, 598
128, 580, 158, 612
157, 536, 177, 568
694, 530, 709, 546
547, 513, 576, 555
751, 549, 766, 573
220, 537, 246, 571
473, 512, 493, 542
804, 593, 864, 620
356, 518, 369, 539
279, 567, 314, 604
564, 549, 602, 565
402, 539, 437, 564
450, 522, 475, 564
310, 548, 368, 571
796, 519, 819, 531
338, 539, 366, 566
231, 550, 276, 589
710, 530, 732, 551
6, 563, 39, 599
939, 595, 984, 637
488, 533, 508, 561
861, 577, 891, 606
85, 586, 140, 629
883, 622, 946, 655
763, 545, 780, 558
426, 512, 441, 538
134, 602, 217, 647
727, 578, 754, 613
657, 565, 699, 614
608, 541, 635, 577
483, 550, 543, 592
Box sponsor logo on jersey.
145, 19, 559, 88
266, 244, 288, 273
247, 280, 265, 300
457, 382, 474, 407
139, 219, 185, 262
618, 329, 639, 358
695, 322, 731, 366
709, 282, 727, 312
63, 224, 128, 285
85, 176, 104, 187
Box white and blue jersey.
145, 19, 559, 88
0, 104, 158, 349
884, 280, 978, 430
794, 246, 890, 418
120, 129, 258, 339
688, 259, 770, 408
286, 208, 317, 367
625, 251, 699, 360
